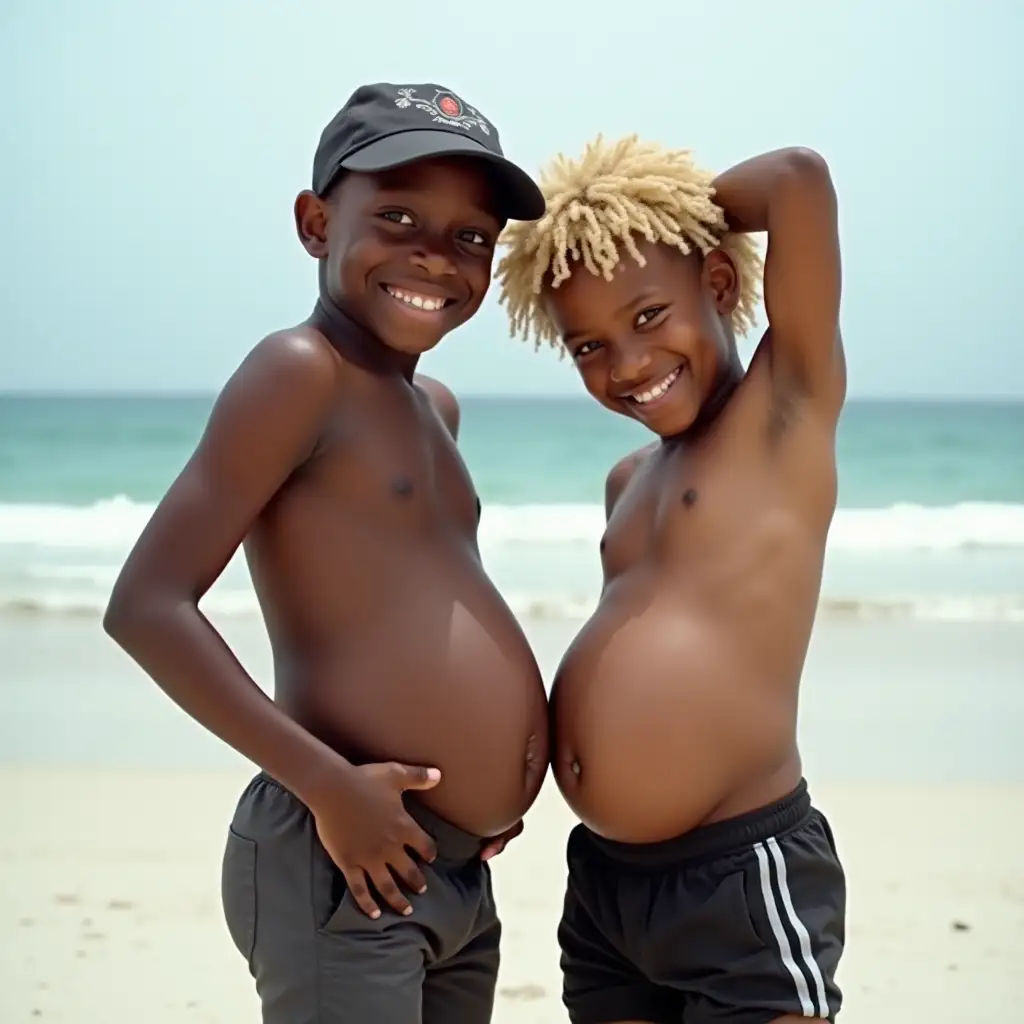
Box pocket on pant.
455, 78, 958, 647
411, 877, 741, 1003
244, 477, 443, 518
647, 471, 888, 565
311, 838, 357, 933
319, 880, 355, 933
221, 827, 258, 965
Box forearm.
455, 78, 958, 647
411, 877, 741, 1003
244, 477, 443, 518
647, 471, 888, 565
711, 148, 829, 235
104, 595, 348, 807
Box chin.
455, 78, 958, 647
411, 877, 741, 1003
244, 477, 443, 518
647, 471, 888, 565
380, 330, 446, 356
376, 308, 472, 356
636, 399, 701, 438
651, 417, 696, 438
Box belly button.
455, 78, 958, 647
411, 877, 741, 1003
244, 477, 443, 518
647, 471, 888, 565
523, 734, 543, 787
524, 733, 539, 764
571, 760, 581, 777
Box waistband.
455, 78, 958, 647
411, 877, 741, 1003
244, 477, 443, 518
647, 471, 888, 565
256, 771, 484, 864
402, 793, 485, 864
584, 779, 811, 869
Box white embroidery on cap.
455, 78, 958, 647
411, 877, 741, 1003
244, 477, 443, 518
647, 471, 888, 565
394, 88, 491, 136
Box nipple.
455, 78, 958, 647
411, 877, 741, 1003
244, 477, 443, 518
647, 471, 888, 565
391, 476, 414, 498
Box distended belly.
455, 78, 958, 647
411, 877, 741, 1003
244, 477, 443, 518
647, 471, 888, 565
552, 596, 798, 843
282, 589, 549, 839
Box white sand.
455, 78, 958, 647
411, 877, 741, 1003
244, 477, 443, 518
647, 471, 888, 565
1, 766, 1022, 1023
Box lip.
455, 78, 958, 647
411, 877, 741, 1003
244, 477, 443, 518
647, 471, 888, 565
379, 283, 459, 317
381, 280, 458, 302
618, 364, 686, 410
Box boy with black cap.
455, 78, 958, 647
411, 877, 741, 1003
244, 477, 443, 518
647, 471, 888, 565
104, 83, 549, 1024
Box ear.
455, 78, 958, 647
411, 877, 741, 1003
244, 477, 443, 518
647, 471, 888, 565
294, 190, 329, 258
702, 248, 740, 316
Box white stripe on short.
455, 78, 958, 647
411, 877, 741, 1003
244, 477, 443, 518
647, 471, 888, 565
753, 838, 829, 1018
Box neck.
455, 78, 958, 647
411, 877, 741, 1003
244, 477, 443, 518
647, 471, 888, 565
666, 354, 743, 444
308, 290, 419, 380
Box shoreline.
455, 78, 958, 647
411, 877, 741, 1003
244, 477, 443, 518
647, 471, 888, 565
3, 613, 1022, 784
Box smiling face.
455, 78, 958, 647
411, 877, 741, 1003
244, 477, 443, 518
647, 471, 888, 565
296, 157, 503, 356
543, 239, 744, 437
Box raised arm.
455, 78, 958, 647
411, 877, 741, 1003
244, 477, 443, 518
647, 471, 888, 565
103, 329, 346, 805
712, 148, 846, 415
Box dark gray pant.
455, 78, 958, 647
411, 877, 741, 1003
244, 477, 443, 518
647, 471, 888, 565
221, 772, 500, 1023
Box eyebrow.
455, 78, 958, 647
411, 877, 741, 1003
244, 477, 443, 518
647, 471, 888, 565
372, 182, 501, 228
561, 289, 664, 344
614, 288, 661, 316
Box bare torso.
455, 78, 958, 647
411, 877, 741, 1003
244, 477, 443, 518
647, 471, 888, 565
553, 348, 838, 843
244, 359, 548, 838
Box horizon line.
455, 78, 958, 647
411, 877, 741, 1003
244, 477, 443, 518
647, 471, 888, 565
1, 390, 1023, 404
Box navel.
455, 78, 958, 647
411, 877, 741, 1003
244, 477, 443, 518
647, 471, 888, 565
681, 488, 698, 507
523, 733, 544, 789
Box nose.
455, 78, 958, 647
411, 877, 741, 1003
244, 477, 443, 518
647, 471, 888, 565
608, 341, 652, 385
410, 243, 458, 278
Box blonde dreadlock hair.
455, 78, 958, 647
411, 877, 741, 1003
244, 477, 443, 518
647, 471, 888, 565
496, 134, 763, 351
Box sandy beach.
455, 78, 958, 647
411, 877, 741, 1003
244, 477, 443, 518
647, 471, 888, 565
2, 769, 1022, 1023
2, 614, 1023, 1022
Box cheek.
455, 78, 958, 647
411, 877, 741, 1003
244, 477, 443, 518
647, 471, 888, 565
576, 363, 612, 403
331, 233, 381, 292
462, 254, 493, 299
666, 316, 703, 351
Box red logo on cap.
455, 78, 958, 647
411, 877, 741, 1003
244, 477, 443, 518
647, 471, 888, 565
438, 95, 462, 118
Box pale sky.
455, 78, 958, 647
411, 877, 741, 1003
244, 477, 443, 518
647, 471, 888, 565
1, 0, 1020, 398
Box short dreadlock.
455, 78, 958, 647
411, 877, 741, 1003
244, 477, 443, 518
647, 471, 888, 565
496, 134, 763, 350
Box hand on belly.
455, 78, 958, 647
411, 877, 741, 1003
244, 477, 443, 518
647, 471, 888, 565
308, 758, 444, 920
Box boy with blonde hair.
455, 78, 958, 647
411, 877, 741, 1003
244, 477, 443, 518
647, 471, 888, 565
497, 135, 847, 1023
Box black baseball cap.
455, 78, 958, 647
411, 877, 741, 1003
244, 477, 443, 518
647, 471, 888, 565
312, 83, 544, 222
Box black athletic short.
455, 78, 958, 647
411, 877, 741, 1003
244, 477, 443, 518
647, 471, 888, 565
559, 780, 846, 1024
221, 772, 499, 1024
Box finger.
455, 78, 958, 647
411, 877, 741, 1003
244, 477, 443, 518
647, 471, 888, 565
390, 850, 429, 895
393, 763, 442, 791
403, 820, 438, 864
370, 865, 413, 917
343, 868, 381, 920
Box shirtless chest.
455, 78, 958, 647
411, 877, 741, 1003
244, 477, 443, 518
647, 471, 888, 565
602, 433, 825, 615
244, 375, 548, 836
552, 391, 838, 842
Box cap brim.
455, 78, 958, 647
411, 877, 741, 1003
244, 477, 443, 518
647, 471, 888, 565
340, 130, 544, 222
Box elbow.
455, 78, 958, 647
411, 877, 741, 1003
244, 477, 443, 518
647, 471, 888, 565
102, 583, 137, 646
782, 148, 833, 189
103, 577, 166, 649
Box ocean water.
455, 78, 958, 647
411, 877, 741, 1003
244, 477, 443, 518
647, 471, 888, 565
1, 394, 1023, 623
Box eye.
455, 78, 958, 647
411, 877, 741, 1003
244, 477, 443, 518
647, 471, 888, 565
380, 210, 414, 226
458, 229, 489, 246
635, 305, 667, 328
571, 340, 602, 359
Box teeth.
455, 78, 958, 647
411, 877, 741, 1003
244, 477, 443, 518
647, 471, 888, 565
632, 367, 681, 405
386, 286, 447, 312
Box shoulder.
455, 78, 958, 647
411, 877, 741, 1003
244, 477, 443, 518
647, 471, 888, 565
605, 443, 656, 518
237, 327, 341, 388
415, 373, 460, 439
205, 327, 342, 451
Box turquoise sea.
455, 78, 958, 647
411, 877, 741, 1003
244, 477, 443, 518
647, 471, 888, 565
2, 394, 1023, 622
